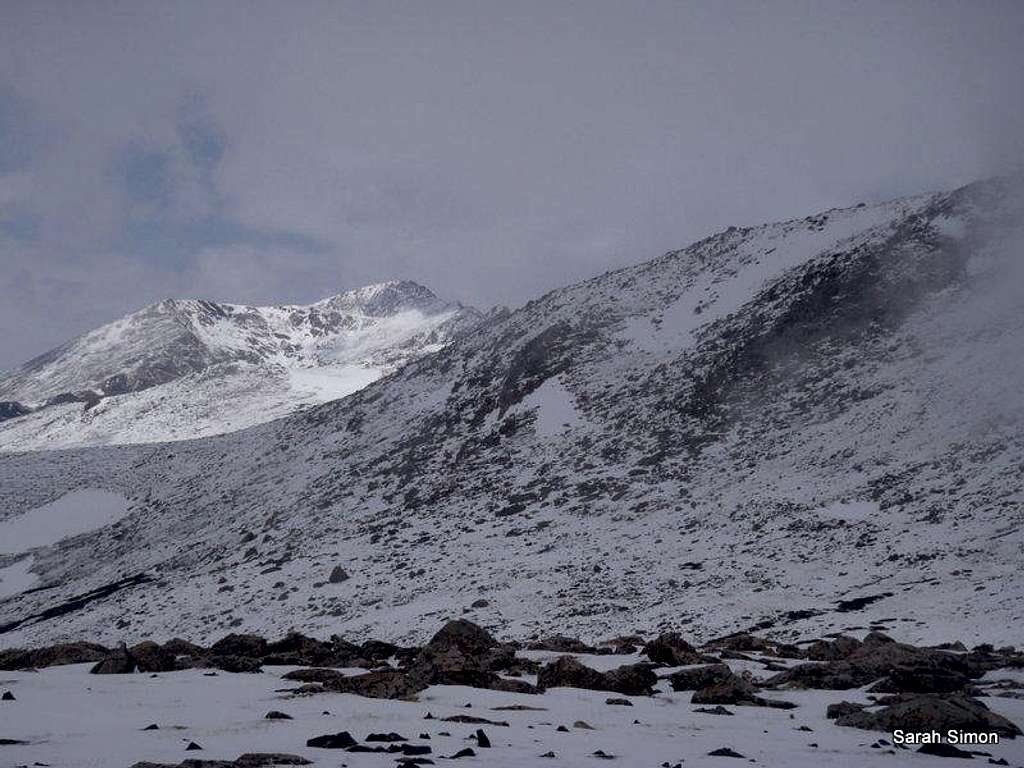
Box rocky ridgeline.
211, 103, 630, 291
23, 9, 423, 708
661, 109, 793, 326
2, 619, 1022, 766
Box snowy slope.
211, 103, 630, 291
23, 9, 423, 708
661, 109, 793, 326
0, 280, 480, 450
0, 176, 1022, 652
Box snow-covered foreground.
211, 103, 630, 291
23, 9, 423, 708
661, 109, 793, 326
3, 658, 1023, 768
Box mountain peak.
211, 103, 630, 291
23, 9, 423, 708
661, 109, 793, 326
315, 279, 449, 316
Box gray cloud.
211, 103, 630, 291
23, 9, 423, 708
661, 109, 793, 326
1, 0, 1023, 369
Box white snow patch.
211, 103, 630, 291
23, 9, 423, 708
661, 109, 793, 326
0, 489, 129, 554
0, 555, 37, 599
523, 376, 585, 437
286, 365, 383, 402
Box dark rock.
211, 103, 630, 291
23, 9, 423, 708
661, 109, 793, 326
537, 656, 608, 692
693, 675, 796, 709
837, 694, 1022, 738
604, 663, 658, 695
264, 710, 292, 720
211, 634, 268, 658
328, 566, 350, 583
445, 748, 476, 758
694, 705, 734, 715
606, 697, 632, 706
1, 690, 14, 701
0, 641, 109, 670
306, 731, 358, 748
826, 701, 866, 719
769, 639, 977, 691
806, 635, 862, 661
692, 676, 758, 705
323, 669, 424, 700
143, 723, 159, 730
282, 668, 347, 684
643, 632, 711, 666
704, 633, 772, 653
917, 742, 976, 758
130, 641, 177, 672
162, 638, 205, 658
212, 655, 262, 673
439, 714, 508, 726
235, 755, 312, 766
475, 729, 490, 748
90, 646, 136, 674
366, 732, 408, 742
263, 632, 336, 666
527, 635, 598, 654
185, 741, 203, 750
667, 663, 732, 691
707, 747, 745, 758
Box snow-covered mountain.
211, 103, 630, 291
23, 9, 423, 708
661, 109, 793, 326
1, 176, 1022, 651
0, 280, 481, 449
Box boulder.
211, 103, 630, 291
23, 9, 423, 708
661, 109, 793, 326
162, 638, 205, 658
643, 632, 712, 666
211, 655, 263, 673
407, 619, 516, 688
693, 675, 796, 709
328, 566, 350, 583
0, 641, 109, 670
604, 663, 658, 696
90, 646, 136, 674
667, 663, 733, 691
836, 694, 1022, 739
768, 639, 976, 691
806, 635, 862, 661
704, 633, 773, 653
306, 731, 358, 749
323, 669, 425, 700
527, 636, 598, 654
537, 656, 609, 692
130, 641, 177, 672
210, 633, 268, 658
826, 701, 866, 719
282, 668, 348, 685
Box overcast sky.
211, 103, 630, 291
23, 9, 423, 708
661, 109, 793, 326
1, 1, 1022, 370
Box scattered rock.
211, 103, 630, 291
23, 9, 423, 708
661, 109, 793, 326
917, 742, 976, 758
643, 632, 712, 666
306, 731, 358, 748
90, 646, 136, 674
707, 747, 745, 758
130, 641, 177, 672
667, 663, 732, 691
212, 655, 263, 674
836, 694, 1022, 738
826, 701, 866, 719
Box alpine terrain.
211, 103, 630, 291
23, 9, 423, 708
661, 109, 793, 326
1, 176, 1023, 767
0, 280, 480, 450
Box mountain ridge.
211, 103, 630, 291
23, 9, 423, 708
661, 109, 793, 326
0, 279, 481, 449
0, 176, 1021, 650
